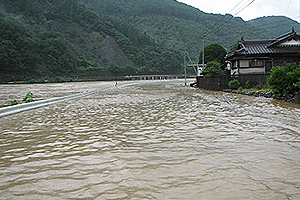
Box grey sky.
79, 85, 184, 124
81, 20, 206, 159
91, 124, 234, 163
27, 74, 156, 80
177, 0, 300, 22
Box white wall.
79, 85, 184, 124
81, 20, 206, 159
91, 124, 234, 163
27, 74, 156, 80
239, 67, 265, 74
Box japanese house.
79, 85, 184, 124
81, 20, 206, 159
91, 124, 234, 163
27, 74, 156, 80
226, 29, 300, 75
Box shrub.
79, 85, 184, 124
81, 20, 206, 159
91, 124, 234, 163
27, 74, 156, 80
267, 63, 300, 95
245, 80, 251, 89
8, 100, 18, 106
201, 61, 224, 77
228, 79, 241, 90
23, 92, 34, 103
51, 76, 65, 83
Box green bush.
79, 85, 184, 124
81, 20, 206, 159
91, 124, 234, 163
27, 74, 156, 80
50, 76, 66, 83
228, 79, 241, 90
23, 92, 34, 103
267, 63, 300, 95
245, 80, 251, 89
8, 100, 18, 106
201, 61, 224, 77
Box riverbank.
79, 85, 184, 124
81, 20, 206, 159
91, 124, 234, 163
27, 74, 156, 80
223, 89, 300, 104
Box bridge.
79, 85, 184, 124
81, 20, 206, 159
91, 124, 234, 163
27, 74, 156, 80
124, 75, 183, 80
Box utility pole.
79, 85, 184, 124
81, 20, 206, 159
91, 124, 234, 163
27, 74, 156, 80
184, 52, 187, 85
201, 31, 206, 76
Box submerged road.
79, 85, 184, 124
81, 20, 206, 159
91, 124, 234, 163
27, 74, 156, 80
0, 80, 184, 118
0, 80, 300, 199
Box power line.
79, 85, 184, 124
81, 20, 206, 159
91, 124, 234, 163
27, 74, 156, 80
219, 22, 298, 38
248, 16, 300, 27
211, 2, 300, 39
206, 0, 256, 33
206, 12, 234, 31
233, 0, 256, 16
222, 17, 300, 37
197, 0, 256, 65
229, 0, 247, 13
206, 0, 248, 31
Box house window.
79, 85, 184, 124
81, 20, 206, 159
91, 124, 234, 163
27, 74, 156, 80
240, 60, 249, 68
250, 60, 264, 67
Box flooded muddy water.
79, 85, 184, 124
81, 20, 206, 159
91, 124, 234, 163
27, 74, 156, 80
0, 80, 300, 199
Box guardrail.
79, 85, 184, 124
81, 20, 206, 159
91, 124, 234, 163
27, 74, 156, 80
0, 79, 187, 118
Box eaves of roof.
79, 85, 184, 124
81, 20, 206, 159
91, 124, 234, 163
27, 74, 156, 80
268, 31, 300, 47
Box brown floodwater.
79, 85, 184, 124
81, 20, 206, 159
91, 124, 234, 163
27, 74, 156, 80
0, 80, 300, 199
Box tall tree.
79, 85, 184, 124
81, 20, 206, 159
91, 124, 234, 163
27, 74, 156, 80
199, 43, 227, 65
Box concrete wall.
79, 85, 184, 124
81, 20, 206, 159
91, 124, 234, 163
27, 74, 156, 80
295, 94, 300, 104
197, 74, 269, 91
197, 75, 232, 90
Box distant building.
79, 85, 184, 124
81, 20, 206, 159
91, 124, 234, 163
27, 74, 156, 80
226, 29, 300, 75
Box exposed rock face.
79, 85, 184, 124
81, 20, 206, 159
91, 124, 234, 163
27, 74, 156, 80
100, 36, 132, 67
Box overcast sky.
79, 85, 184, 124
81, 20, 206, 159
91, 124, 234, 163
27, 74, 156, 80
177, 0, 300, 22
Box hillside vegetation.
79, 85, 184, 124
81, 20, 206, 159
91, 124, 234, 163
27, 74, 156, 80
1, 0, 300, 82
1, 0, 182, 82
81, 0, 300, 61
248, 16, 300, 38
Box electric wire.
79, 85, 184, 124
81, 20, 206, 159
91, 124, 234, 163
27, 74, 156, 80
233, 0, 255, 16
206, 0, 249, 31
206, 0, 299, 39
206, 0, 256, 34
229, 0, 247, 13
214, 0, 256, 32
220, 17, 300, 37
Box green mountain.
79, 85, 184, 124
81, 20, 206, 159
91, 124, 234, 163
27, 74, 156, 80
81, 0, 300, 61
247, 16, 300, 38
0, 0, 183, 82
1, 0, 299, 82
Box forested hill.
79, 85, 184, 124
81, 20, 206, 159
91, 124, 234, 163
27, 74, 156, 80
81, 0, 300, 61
0, 0, 183, 82
1, 0, 300, 82
247, 16, 300, 38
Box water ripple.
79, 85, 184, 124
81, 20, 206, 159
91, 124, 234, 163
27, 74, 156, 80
0, 82, 300, 199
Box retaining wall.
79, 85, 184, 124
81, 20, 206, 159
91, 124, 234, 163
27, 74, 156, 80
196, 74, 269, 91
196, 74, 300, 104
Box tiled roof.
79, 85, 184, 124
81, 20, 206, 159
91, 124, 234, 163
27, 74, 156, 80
243, 40, 300, 54
226, 30, 300, 58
